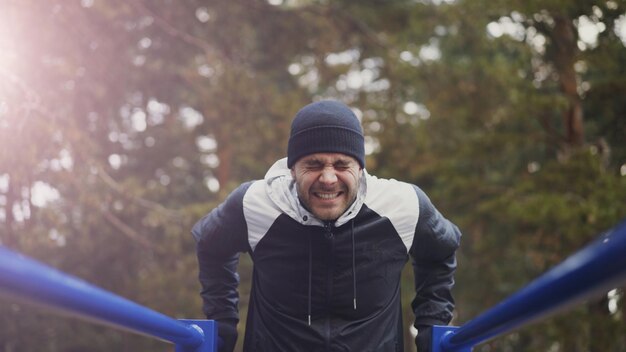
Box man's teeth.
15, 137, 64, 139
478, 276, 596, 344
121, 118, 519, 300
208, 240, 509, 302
316, 193, 339, 199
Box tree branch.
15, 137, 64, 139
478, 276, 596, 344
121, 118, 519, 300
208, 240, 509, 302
96, 165, 183, 219
102, 208, 159, 251
128, 1, 229, 63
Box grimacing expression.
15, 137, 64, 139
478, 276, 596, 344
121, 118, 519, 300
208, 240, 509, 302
291, 153, 362, 221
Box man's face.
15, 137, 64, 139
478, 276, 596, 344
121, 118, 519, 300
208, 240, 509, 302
291, 153, 362, 221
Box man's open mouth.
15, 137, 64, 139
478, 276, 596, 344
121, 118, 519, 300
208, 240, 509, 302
314, 192, 341, 200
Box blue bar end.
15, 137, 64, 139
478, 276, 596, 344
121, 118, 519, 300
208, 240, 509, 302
176, 320, 217, 352
432, 325, 471, 352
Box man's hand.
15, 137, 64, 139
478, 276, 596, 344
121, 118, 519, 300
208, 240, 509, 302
415, 325, 432, 352
217, 318, 238, 352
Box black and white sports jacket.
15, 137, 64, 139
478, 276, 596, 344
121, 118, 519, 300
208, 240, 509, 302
192, 158, 461, 352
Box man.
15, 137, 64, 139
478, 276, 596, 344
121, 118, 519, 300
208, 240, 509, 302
192, 100, 461, 352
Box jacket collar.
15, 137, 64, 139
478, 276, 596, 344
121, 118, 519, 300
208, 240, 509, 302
264, 158, 367, 227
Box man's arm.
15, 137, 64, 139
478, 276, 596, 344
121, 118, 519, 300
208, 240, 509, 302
191, 182, 252, 352
410, 186, 461, 351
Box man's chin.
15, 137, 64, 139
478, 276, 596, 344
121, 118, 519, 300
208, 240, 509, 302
311, 208, 343, 222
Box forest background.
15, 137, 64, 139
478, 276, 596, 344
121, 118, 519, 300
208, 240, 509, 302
1, 0, 625, 351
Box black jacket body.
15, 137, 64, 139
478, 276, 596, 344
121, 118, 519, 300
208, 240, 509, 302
192, 159, 461, 351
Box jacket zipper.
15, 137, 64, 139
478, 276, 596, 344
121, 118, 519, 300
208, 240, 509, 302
323, 221, 335, 351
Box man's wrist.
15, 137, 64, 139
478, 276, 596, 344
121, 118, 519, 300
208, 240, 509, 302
217, 318, 238, 352
415, 325, 433, 352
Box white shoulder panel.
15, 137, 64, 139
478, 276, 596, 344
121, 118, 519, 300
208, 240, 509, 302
364, 175, 419, 252
243, 180, 282, 252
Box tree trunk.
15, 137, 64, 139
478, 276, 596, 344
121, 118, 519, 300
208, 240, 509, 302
551, 14, 585, 153
214, 132, 232, 192
3, 175, 16, 248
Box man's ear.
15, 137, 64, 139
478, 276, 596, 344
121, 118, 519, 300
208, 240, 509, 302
290, 167, 295, 178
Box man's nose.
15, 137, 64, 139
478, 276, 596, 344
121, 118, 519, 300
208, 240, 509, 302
318, 167, 338, 184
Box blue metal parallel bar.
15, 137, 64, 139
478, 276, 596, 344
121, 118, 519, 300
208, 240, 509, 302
433, 219, 626, 352
0, 246, 216, 352
2, 220, 625, 352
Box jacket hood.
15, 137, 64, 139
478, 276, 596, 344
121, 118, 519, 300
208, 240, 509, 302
264, 158, 366, 227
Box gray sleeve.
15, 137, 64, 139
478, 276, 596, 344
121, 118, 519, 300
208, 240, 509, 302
191, 182, 252, 321
410, 185, 461, 327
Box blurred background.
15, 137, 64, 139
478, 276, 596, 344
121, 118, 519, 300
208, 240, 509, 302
0, 0, 625, 351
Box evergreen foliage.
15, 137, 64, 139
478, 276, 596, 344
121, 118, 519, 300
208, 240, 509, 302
0, 0, 624, 351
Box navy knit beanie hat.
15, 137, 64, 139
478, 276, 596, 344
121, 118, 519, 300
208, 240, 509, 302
287, 100, 365, 168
